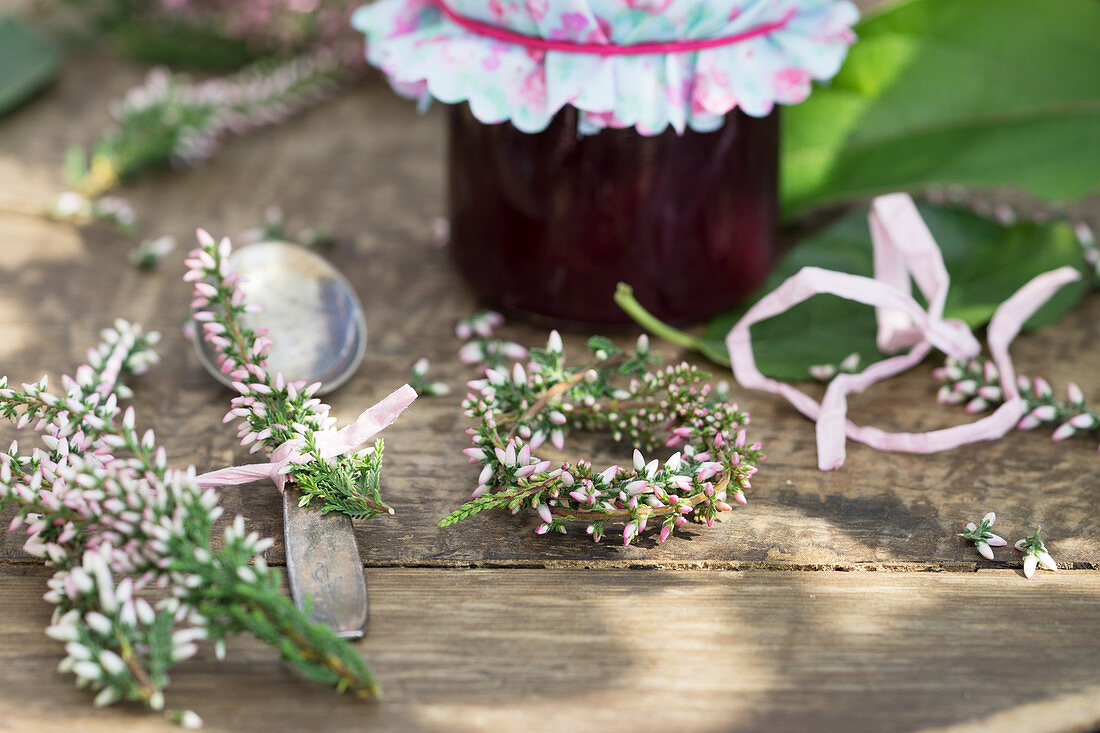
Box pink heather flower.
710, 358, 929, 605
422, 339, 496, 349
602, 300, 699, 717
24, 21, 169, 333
1031, 405, 1057, 421
1069, 413, 1097, 429
1017, 415, 1042, 430
734, 430, 747, 448
965, 397, 989, 414
598, 466, 620, 484
514, 464, 539, 479
622, 522, 636, 547
457, 342, 483, 364
1051, 423, 1077, 441
977, 385, 1002, 401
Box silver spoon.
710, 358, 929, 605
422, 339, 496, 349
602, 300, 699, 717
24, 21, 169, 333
192, 241, 370, 639
194, 241, 367, 396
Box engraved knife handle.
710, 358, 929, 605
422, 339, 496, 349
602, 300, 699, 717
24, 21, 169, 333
282, 486, 368, 639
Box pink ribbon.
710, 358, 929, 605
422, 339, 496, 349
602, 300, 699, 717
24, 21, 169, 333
197, 384, 418, 491
725, 193, 1081, 470
430, 0, 796, 57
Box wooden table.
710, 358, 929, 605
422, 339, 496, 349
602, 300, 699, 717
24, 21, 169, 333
1, 54, 1099, 733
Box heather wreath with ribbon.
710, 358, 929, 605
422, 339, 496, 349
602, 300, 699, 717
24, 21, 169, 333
352, 0, 859, 134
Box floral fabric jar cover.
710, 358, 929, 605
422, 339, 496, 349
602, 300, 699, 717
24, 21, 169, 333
353, 0, 859, 135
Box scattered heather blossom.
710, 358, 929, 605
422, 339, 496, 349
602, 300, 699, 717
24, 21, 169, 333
130, 235, 178, 270
0, 321, 378, 723
1015, 529, 1058, 578
90, 0, 367, 68
457, 338, 529, 367
167, 710, 204, 729
960, 511, 1007, 560
441, 331, 765, 546
238, 206, 335, 248
185, 229, 407, 518
455, 311, 528, 368
1074, 222, 1100, 282
49, 191, 137, 232
455, 311, 504, 340
409, 358, 450, 397
809, 352, 861, 382
430, 216, 450, 247
69, 52, 344, 197
934, 357, 1100, 450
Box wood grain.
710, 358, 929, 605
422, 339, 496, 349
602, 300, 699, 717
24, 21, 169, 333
2, 32, 1100, 733
2, 567, 1100, 733
0, 55, 1098, 570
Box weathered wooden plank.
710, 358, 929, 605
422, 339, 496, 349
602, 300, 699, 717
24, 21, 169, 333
1, 54, 1099, 570
2, 566, 1099, 733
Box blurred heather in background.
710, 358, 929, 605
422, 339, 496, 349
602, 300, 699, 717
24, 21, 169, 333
42, 0, 365, 73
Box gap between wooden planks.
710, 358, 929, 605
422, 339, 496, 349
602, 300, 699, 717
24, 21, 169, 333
2, 566, 1100, 733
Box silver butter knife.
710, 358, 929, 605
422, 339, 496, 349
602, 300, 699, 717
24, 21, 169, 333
193, 242, 370, 638
283, 487, 368, 638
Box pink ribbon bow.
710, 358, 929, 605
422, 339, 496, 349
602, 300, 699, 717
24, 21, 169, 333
725, 193, 1081, 470
197, 384, 418, 491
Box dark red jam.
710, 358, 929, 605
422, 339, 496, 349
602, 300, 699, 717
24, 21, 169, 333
447, 103, 778, 327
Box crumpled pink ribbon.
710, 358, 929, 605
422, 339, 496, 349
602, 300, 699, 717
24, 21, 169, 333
196, 384, 418, 491
725, 193, 1081, 470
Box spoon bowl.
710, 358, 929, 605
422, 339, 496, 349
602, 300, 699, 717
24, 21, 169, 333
192, 241, 367, 395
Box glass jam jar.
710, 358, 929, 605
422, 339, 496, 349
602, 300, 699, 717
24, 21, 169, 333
447, 103, 779, 327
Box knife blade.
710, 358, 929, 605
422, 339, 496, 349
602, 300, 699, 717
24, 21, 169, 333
282, 485, 368, 639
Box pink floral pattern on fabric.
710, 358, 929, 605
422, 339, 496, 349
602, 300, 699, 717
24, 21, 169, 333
351, 0, 859, 134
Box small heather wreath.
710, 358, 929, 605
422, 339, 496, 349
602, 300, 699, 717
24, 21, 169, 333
440, 332, 765, 545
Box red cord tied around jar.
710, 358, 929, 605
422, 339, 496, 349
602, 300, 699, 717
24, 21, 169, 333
195, 385, 418, 492
429, 0, 797, 57
725, 193, 1082, 470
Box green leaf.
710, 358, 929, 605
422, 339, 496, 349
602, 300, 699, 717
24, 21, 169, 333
696, 205, 1088, 380
781, 0, 1100, 215
586, 335, 622, 357
0, 16, 61, 117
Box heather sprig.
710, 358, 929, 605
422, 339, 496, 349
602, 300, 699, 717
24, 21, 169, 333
960, 511, 1007, 560
934, 358, 1099, 449
50, 191, 137, 232
1015, 528, 1058, 578
185, 229, 392, 519
239, 206, 336, 248
131, 235, 178, 270
409, 358, 450, 397
442, 331, 765, 546
456, 310, 528, 369
809, 352, 861, 382
0, 321, 378, 724
69, 51, 342, 197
